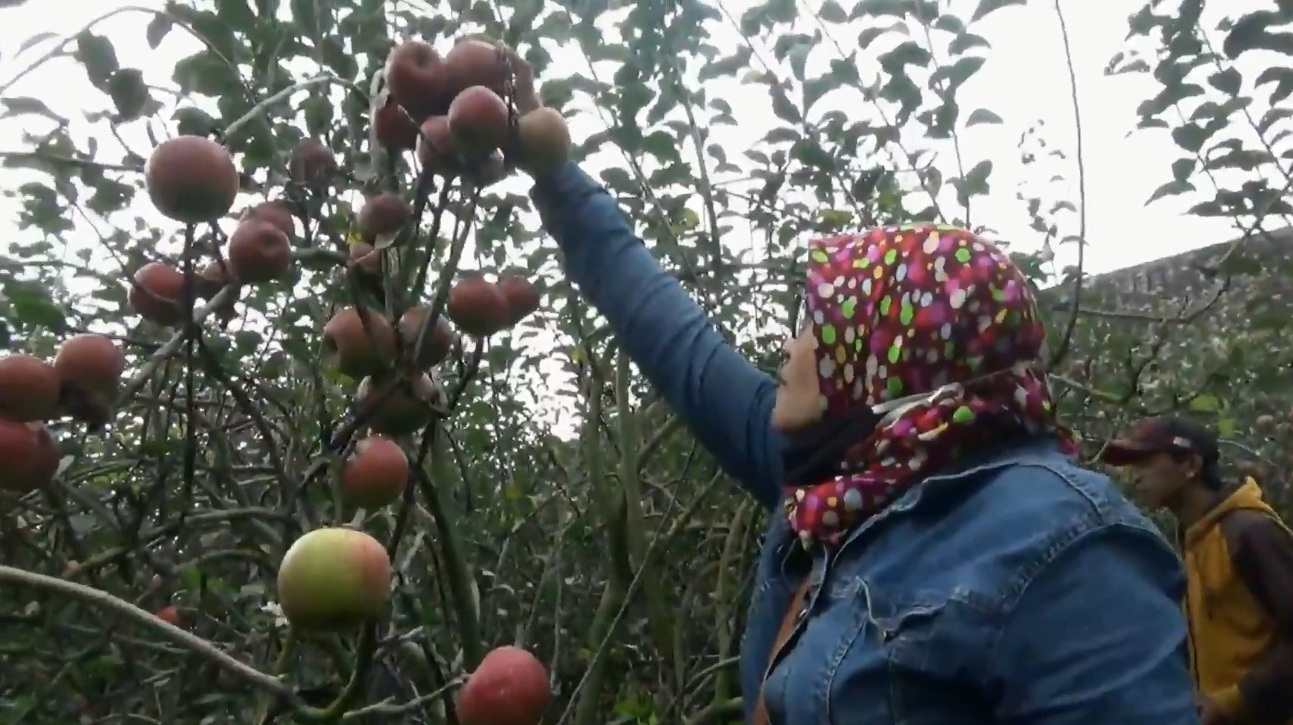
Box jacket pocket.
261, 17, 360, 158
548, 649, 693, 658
847, 585, 995, 724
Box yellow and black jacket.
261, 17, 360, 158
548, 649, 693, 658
1182, 478, 1293, 724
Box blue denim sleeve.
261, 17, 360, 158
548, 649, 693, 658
992, 528, 1198, 724
529, 162, 784, 510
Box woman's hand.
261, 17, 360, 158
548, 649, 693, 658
498, 43, 540, 115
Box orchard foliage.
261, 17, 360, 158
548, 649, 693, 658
0, 0, 1289, 722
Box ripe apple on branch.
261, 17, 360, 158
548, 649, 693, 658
375, 37, 573, 182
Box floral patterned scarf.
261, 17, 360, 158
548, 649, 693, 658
785, 224, 1076, 548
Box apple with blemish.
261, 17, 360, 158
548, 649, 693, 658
130, 262, 188, 326
228, 218, 292, 283
385, 40, 450, 120
358, 193, 412, 242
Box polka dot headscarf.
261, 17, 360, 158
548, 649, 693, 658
785, 223, 1076, 548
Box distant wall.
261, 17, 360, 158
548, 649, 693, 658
1043, 225, 1293, 311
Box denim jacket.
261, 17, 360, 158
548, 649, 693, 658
743, 439, 1195, 724
532, 162, 1198, 723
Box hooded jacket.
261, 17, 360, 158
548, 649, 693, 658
1184, 478, 1293, 723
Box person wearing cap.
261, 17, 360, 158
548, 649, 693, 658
1103, 416, 1293, 725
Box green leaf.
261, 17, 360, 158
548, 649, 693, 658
1145, 179, 1195, 205
1170, 123, 1211, 153
1170, 157, 1196, 183
933, 15, 965, 34
0, 97, 65, 124
16, 32, 57, 56
818, 0, 847, 22
72, 31, 120, 90
1189, 394, 1220, 413
145, 13, 173, 50
600, 167, 634, 192
1207, 67, 1242, 96
1217, 417, 1236, 439
931, 56, 985, 91
965, 108, 1002, 126
177, 564, 202, 592
850, 0, 911, 19
858, 23, 904, 48
1204, 148, 1271, 172
3, 280, 66, 331
173, 50, 239, 98
1217, 252, 1263, 276
970, 0, 1025, 24
234, 330, 263, 355
1222, 11, 1293, 60
770, 86, 802, 124
1254, 66, 1293, 105
803, 74, 835, 114
879, 40, 932, 73
301, 95, 333, 139
953, 159, 992, 207
319, 37, 358, 81
642, 130, 681, 164
173, 106, 219, 137
108, 69, 152, 121
948, 32, 991, 55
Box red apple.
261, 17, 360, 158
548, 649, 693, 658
444, 38, 507, 96
374, 96, 420, 151
385, 40, 450, 120
457, 645, 550, 725
0, 419, 59, 494
0, 354, 60, 422
447, 274, 512, 338
130, 262, 187, 326
448, 86, 510, 151
340, 436, 408, 509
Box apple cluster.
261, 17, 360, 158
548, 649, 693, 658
376, 36, 573, 181
0, 336, 127, 493
23, 37, 561, 722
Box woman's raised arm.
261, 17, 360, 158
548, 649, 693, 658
530, 162, 783, 510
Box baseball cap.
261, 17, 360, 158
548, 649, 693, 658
1099, 417, 1219, 467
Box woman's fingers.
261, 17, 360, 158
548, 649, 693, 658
494, 42, 540, 114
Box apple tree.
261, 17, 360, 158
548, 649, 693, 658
0, 0, 1287, 722
1045, 0, 1293, 513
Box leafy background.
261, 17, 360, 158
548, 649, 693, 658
1, 0, 1292, 722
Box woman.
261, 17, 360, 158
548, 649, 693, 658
510, 61, 1197, 723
